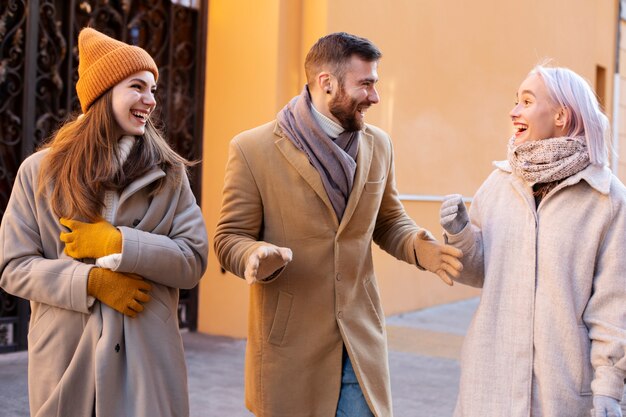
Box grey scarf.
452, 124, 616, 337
507, 135, 590, 185
277, 86, 359, 220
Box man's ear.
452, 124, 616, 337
317, 72, 332, 94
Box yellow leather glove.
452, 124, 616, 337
413, 229, 463, 286
87, 268, 151, 318
60, 217, 122, 259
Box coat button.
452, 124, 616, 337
115, 343, 120, 353
337, 311, 343, 319
336, 273, 341, 281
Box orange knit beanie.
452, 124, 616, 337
76, 27, 159, 113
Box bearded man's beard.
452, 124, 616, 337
329, 85, 366, 132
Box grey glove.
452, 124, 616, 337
592, 395, 623, 417
440, 194, 469, 235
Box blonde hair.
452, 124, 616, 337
532, 65, 610, 165
38, 90, 190, 221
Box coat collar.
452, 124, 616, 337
118, 167, 166, 207
274, 123, 337, 226
338, 129, 373, 233
273, 122, 374, 229
493, 159, 612, 195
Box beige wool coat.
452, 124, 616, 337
0, 149, 208, 417
446, 161, 626, 417
214, 121, 427, 417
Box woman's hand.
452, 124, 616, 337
592, 395, 622, 417
60, 217, 122, 259
440, 194, 469, 235
88, 268, 151, 317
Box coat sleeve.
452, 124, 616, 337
115, 170, 209, 289
0, 155, 93, 313
213, 138, 267, 279
585, 181, 626, 400
371, 133, 425, 264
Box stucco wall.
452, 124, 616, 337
198, 0, 618, 337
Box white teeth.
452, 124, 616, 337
131, 111, 147, 121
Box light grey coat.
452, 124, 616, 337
446, 161, 626, 417
0, 149, 208, 417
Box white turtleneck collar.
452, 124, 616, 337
101, 135, 136, 222
96, 135, 137, 272
117, 135, 135, 166
311, 104, 344, 139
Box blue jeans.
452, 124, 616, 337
336, 348, 375, 417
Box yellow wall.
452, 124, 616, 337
199, 0, 618, 336
198, 0, 324, 337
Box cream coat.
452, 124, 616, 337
447, 161, 626, 417
0, 149, 209, 417
214, 121, 426, 417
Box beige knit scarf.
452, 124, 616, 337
507, 136, 590, 185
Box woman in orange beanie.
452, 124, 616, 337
0, 27, 208, 417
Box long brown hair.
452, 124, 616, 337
38, 89, 190, 221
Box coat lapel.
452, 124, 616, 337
118, 167, 166, 208
338, 130, 373, 234
274, 127, 336, 221
510, 176, 537, 217
496, 160, 537, 217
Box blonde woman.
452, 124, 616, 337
0, 27, 208, 417
440, 65, 626, 417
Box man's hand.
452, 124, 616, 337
413, 230, 463, 285
440, 194, 469, 235
592, 395, 622, 417
244, 245, 293, 285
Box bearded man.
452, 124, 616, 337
214, 32, 463, 417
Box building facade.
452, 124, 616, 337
197, 0, 621, 337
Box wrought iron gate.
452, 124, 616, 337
0, 0, 207, 352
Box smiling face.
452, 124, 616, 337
328, 56, 380, 131
111, 70, 157, 136
509, 73, 563, 145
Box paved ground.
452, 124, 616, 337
0, 297, 476, 417
1, 297, 624, 416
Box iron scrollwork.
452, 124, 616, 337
0, 0, 206, 350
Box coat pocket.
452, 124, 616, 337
28, 304, 55, 347
364, 178, 385, 194
144, 291, 172, 323
363, 278, 384, 333
267, 290, 293, 346
578, 324, 593, 395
